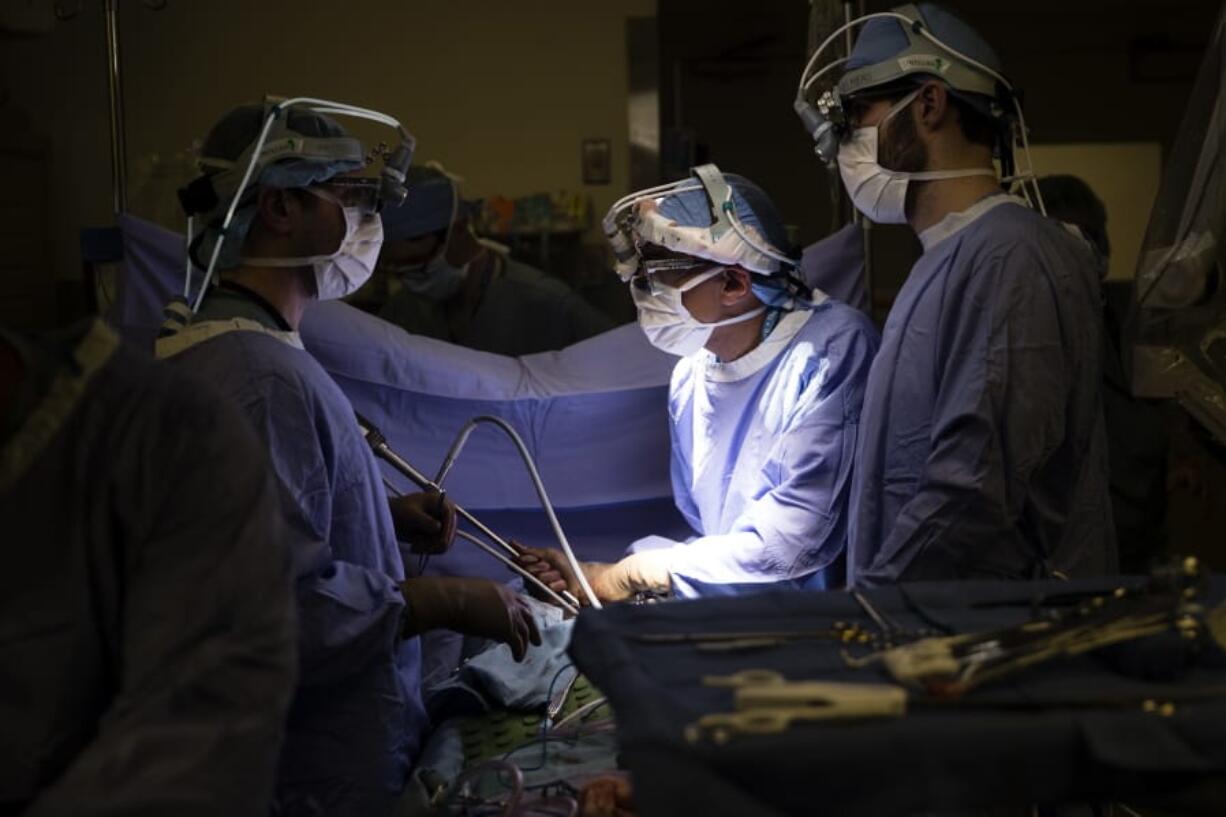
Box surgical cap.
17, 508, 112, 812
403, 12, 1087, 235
194, 104, 363, 271
843, 3, 1003, 113
653, 174, 800, 308
381, 166, 458, 243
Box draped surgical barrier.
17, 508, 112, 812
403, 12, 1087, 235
104, 215, 691, 580
1127, 2, 1226, 445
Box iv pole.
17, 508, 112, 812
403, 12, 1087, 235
103, 0, 127, 213
58, 0, 166, 213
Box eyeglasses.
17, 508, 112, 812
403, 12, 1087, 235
314, 177, 382, 214
631, 259, 722, 295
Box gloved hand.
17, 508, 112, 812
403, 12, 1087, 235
516, 546, 672, 605
401, 577, 542, 661
388, 490, 456, 554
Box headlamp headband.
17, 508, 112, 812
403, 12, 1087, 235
601, 163, 796, 282
792, 6, 1045, 216
178, 95, 416, 313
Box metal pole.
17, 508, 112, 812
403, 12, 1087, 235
104, 0, 128, 213
843, 1, 854, 57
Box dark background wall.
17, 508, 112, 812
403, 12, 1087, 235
658, 0, 1221, 308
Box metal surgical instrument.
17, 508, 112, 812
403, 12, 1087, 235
359, 413, 580, 616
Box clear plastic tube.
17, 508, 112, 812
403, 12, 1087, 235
803, 56, 848, 92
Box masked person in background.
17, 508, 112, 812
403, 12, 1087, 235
1038, 174, 1179, 574
377, 164, 614, 355
518, 167, 878, 601
1, 319, 294, 816
810, 4, 1116, 585
160, 102, 540, 817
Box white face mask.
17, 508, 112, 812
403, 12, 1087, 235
837, 89, 997, 225
388, 253, 471, 302
385, 204, 477, 301
632, 267, 766, 357
241, 187, 384, 300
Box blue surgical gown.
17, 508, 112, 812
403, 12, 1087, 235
848, 196, 1117, 586
800, 222, 870, 315
2, 319, 294, 817
654, 298, 879, 597
157, 293, 426, 817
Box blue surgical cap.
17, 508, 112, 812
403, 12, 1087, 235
846, 3, 1003, 97
656, 174, 799, 308
194, 104, 363, 271
381, 166, 457, 242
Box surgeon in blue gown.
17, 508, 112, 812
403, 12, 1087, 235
520, 170, 879, 600
158, 103, 540, 817
1, 319, 295, 816
831, 5, 1116, 585
375, 164, 614, 355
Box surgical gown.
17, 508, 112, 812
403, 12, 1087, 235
848, 195, 1117, 586
800, 222, 870, 315
380, 257, 614, 355
654, 298, 878, 596
156, 290, 426, 817
1, 319, 295, 816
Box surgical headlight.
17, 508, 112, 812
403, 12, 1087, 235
793, 6, 1029, 179
793, 88, 851, 168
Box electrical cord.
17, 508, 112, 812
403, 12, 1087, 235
548, 697, 608, 733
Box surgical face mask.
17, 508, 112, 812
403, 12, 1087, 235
241, 187, 383, 300
632, 267, 766, 356
837, 89, 997, 225
385, 199, 476, 301
387, 253, 471, 302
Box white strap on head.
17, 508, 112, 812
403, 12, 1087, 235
691, 164, 735, 242
606, 163, 798, 280
634, 201, 782, 275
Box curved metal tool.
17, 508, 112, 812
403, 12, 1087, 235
359, 413, 580, 616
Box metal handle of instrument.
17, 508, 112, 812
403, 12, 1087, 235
383, 476, 576, 613
431, 414, 602, 609
359, 414, 581, 615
